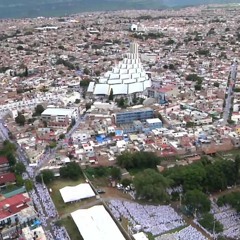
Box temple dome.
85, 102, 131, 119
88, 42, 151, 96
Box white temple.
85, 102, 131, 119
88, 42, 151, 96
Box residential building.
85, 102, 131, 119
21, 226, 47, 240
114, 107, 153, 125
146, 118, 162, 130
41, 107, 79, 124
0, 193, 36, 234
0, 157, 9, 174
0, 172, 16, 189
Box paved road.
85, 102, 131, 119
222, 61, 238, 125
0, 117, 85, 239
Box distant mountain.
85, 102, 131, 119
0, 0, 240, 19
162, 0, 240, 7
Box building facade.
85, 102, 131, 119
41, 107, 79, 124
0, 157, 10, 174
114, 108, 154, 125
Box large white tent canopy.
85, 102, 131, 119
71, 205, 126, 240
133, 232, 148, 240
60, 183, 95, 203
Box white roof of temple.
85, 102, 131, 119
88, 42, 151, 95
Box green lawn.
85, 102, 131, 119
218, 149, 240, 160
47, 178, 86, 216
60, 216, 83, 240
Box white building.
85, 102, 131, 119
41, 107, 79, 123
72, 130, 91, 142
88, 42, 151, 98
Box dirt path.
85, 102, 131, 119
170, 202, 213, 240
211, 185, 240, 199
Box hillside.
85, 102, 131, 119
1, 0, 240, 19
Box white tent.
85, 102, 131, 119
71, 205, 126, 240
133, 232, 148, 240
60, 183, 95, 203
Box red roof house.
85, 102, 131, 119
0, 172, 16, 186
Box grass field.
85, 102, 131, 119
47, 178, 86, 216
218, 149, 240, 160
59, 216, 83, 240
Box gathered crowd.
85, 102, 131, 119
28, 182, 70, 240
19, 147, 70, 240
156, 226, 208, 240
211, 201, 240, 239
109, 200, 185, 236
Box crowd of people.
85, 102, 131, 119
109, 200, 185, 236
211, 201, 240, 239
52, 223, 71, 240
28, 183, 70, 240
29, 188, 48, 227
156, 226, 208, 240
19, 147, 70, 240
35, 183, 58, 219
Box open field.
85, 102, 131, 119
59, 216, 83, 240
218, 149, 240, 160
47, 178, 90, 216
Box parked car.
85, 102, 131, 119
96, 189, 105, 194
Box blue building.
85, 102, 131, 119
115, 108, 154, 125
146, 118, 162, 129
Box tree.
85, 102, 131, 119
15, 113, 25, 126
217, 192, 240, 212
59, 134, 65, 140
169, 64, 175, 70
3, 140, 16, 152
58, 45, 65, 50
24, 179, 34, 192
85, 166, 109, 178
16, 175, 24, 186
121, 178, 132, 187
35, 104, 45, 115
165, 39, 175, 45
83, 68, 90, 75
205, 163, 227, 192
24, 67, 28, 77
197, 49, 210, 56
85, 102, 92, 111
132, 93, 137, 105
75, 99, 80, 104
184, 190, 211, 214
195, 84, 202, 91
80, 79, 90, 87
7, 153, 16, 166
14, 162, 26, 175
186, 74, 203, 82
60, 162, 82, 180
234, 155, 240, 180
110, 167, 121, 180
213, 82, 220, 88
117, 152, 161, 170
198, 213, 223, 233
116, 97, 125, 108
16, 45, 24, 51
49, 141, 57, 149
134, 169, 172, 202
36, 170, 54, 184
186, 122, 195, 128
109, 88, 114, 101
